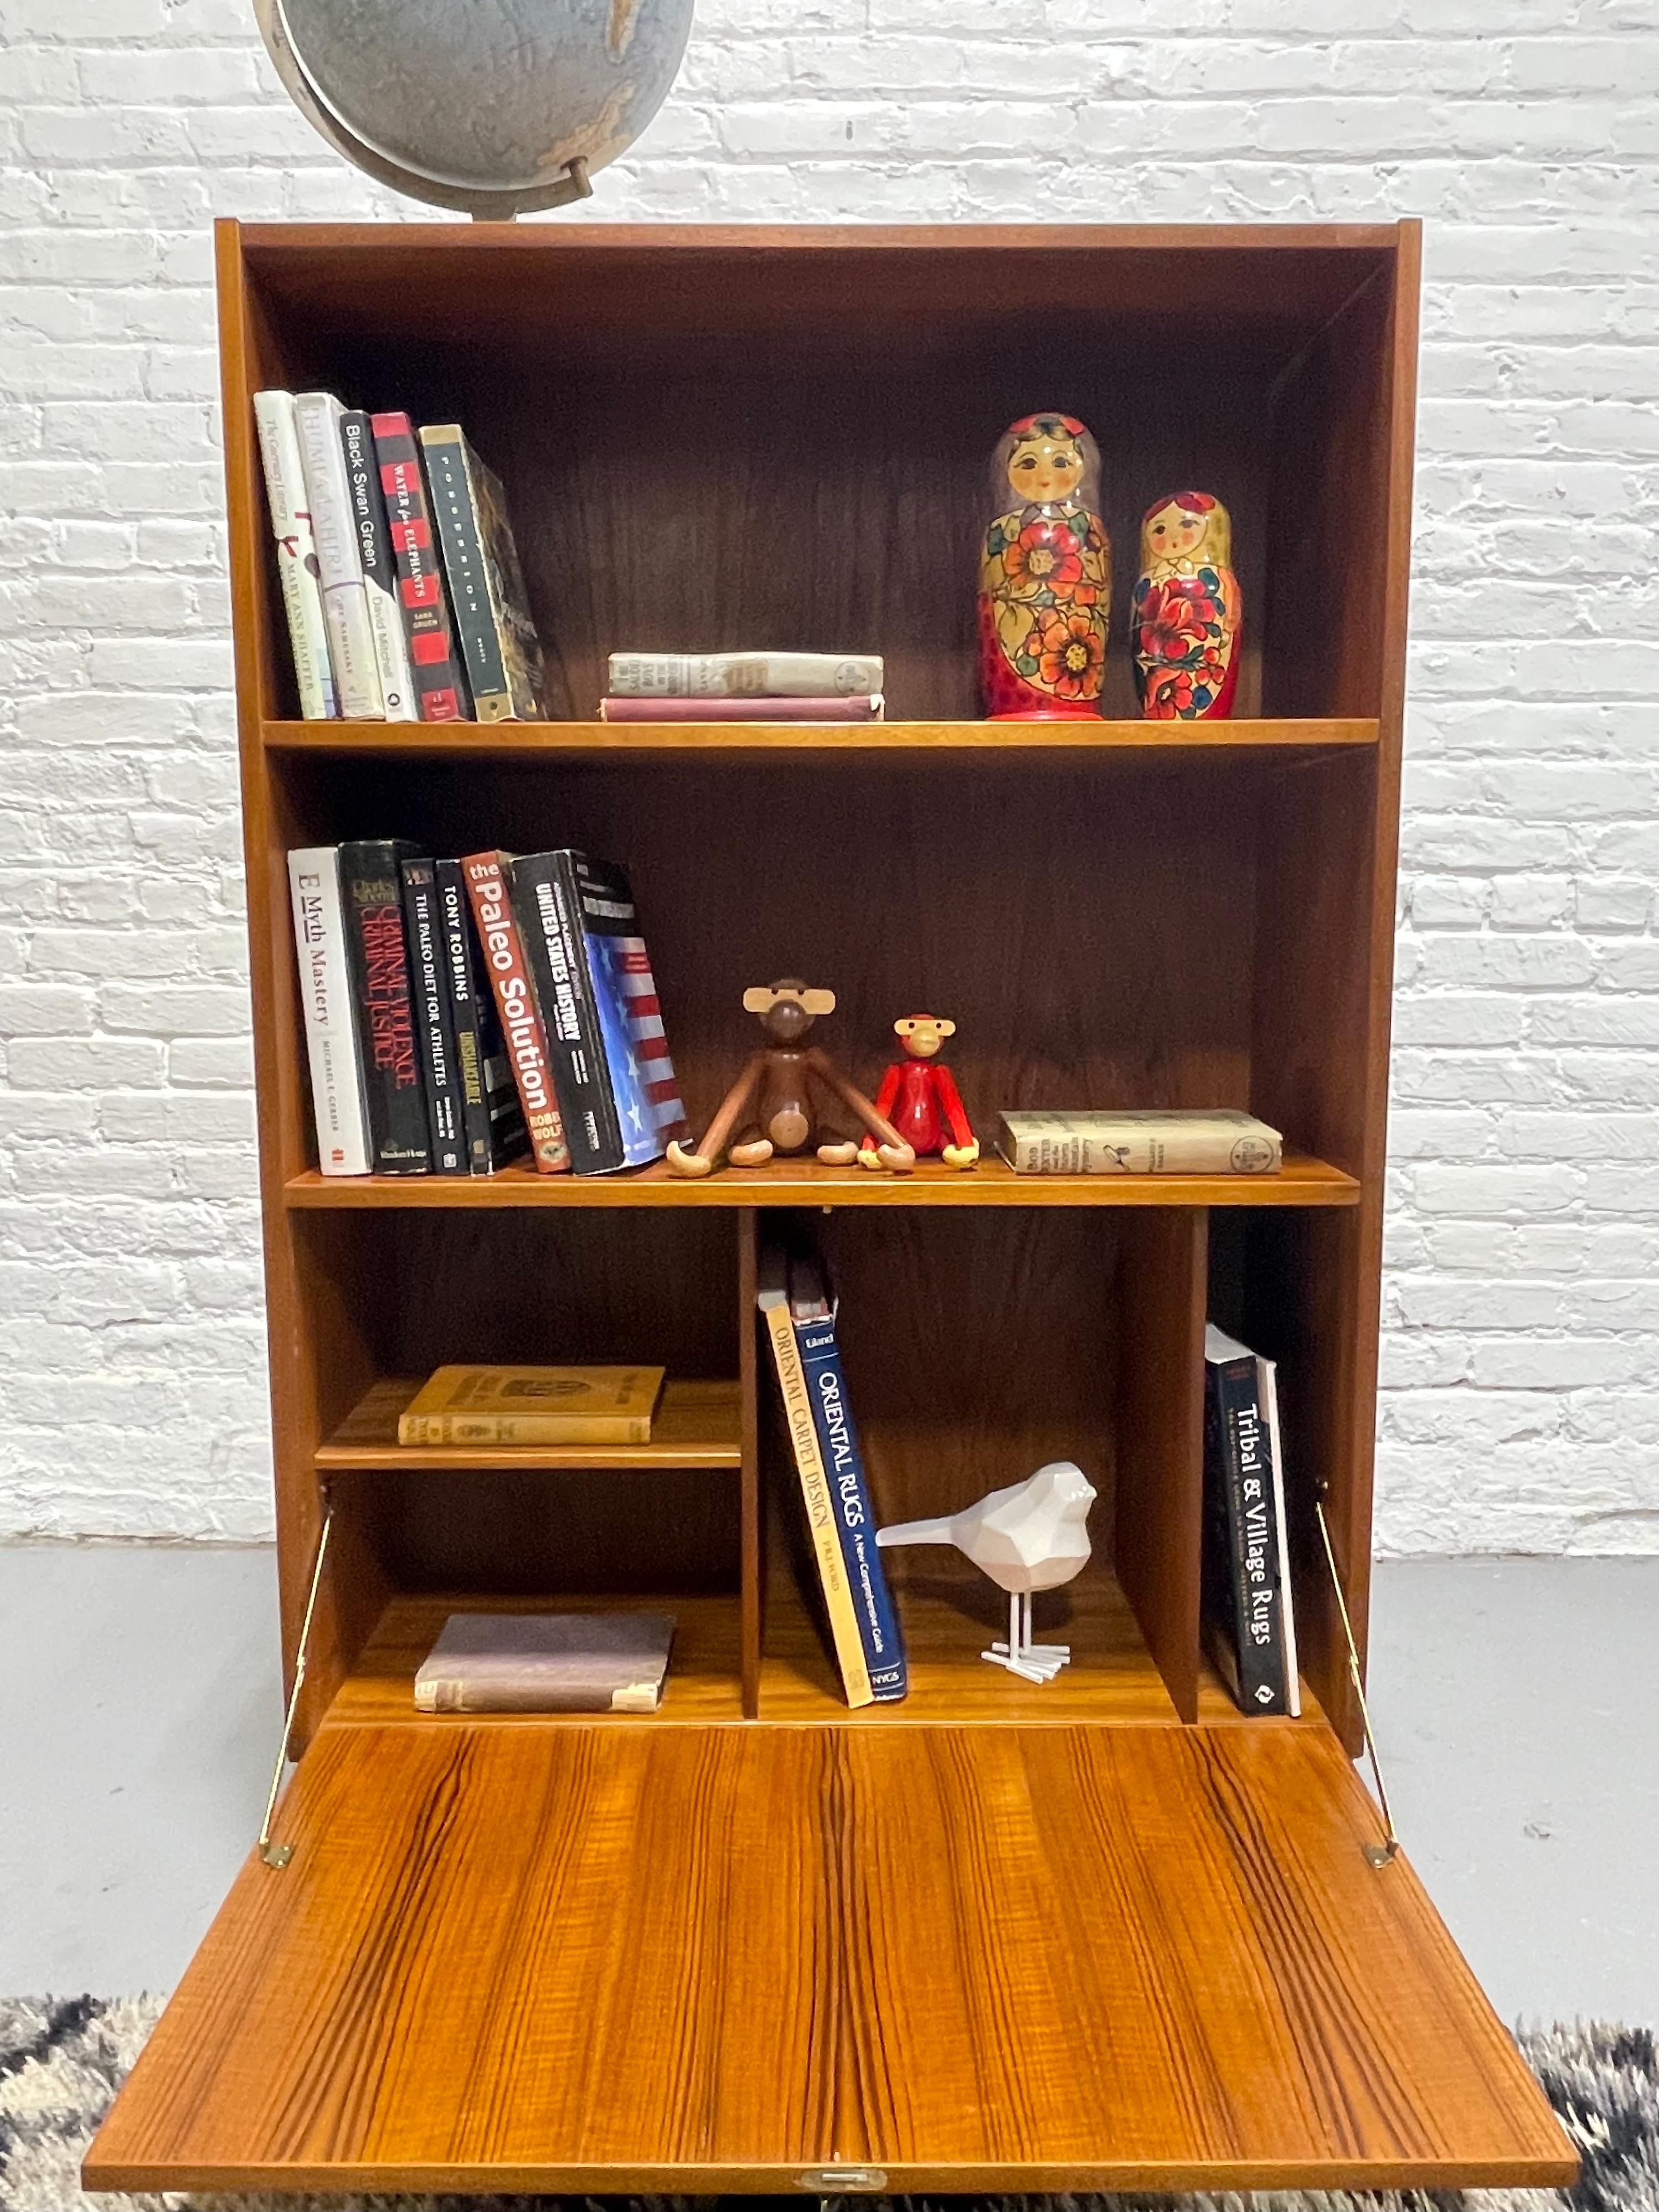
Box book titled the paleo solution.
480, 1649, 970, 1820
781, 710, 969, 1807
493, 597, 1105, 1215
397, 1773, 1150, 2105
398, 1364, 664, 1447
996, 1108, 1282, 1176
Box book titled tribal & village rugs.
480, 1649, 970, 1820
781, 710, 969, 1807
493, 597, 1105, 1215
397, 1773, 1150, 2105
286, 842, 685, 1179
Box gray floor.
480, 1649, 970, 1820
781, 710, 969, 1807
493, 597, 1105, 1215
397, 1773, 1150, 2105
0, 1548, 1653, 2025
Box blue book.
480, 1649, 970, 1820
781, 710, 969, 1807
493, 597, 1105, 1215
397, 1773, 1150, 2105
573, 854, 688, 1169
790, 1257, 908, 1701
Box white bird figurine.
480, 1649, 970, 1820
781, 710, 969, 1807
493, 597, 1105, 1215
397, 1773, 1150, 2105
877, 1461, 1097, 1684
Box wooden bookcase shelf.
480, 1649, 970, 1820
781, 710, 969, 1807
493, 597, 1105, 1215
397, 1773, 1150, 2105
86, 220, 1575, 2203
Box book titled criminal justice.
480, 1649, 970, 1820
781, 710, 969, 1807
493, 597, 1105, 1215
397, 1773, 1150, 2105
414, 1611, 676, 1713
398, 1364, 664, 1446
997, 1108, 1282, 1175
599, 693, 883, 723
607, 651, 883, 699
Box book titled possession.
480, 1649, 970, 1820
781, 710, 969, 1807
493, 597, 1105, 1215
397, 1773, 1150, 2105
420, 424, 545, 722
338, 839, 429, 1174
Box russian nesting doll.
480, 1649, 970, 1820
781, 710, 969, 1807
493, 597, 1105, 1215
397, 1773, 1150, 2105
978, 413, 1110, 720
1132, 491, 1240, 719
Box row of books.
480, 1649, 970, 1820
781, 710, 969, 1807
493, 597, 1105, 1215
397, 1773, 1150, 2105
287, 842, 685, 1179
600, 651, 886, 723
256, 391, 545, 723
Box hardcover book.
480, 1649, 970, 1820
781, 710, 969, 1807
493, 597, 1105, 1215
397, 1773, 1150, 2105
435, 857, 527, 1174
338, 839, 430, 1174
996, 1108, 1283, 1175
370, 410, 471, 721
339, 408, 418, 720
398, 1364, 664, 1446
607, 651, 883, 698
399, 856, 466, 1174
599, 694, 884, 723
420, 424, 545, 722
1202, 1324, 1300, 1716
508, 850, 617, 1175
571, 854, 689, 1160
293, 391, 385, 719
460, 850, 570, 1173
286, 847, 370, 1175
252, 390, 336, 720
414, 1611, 676, 1713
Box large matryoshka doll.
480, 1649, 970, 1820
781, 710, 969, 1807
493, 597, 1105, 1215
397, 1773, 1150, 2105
1132, 490, 1241, 719
977, 413, 1110, 720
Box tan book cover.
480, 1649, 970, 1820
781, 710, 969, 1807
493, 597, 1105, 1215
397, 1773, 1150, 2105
398, 1364, 664, 1446
996, 1108, 1282, 1176
414, 1612, 676, 1713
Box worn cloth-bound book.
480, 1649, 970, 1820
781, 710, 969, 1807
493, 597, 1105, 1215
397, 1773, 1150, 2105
599, 693, 884, 723
286, 847, 370, 1175
1202, 1324, 1300, 1716
253, 391, 336, 720
370, 410, 471, 721
398, 1364, 664, 1446
338, 839, 429, 1174
608, 651, 883, 698
415, 1612, 677, 1713
460, 851, 570, 1173
997, 1108, 1282, 1175
420, 424, 546, 721
294, 391, 385, 719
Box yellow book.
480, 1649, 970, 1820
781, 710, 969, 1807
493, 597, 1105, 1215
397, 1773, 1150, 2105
397, 1364, 664, 1446
758, 1254, 873, 1709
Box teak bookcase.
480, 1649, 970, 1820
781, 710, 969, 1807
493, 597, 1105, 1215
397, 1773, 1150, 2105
88, 223, 1574, 2199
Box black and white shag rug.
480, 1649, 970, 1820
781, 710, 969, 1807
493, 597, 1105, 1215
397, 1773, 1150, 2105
3, 1997, 1655, 2212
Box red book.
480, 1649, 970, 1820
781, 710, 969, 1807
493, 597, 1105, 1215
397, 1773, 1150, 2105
598, 694, 883, 723
460, 852, 570, 1173
370, 411, 471, 722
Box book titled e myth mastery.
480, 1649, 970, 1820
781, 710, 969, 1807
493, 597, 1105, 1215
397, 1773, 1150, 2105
399, 856, 466, 1174
338, 840, 429, 1173
460, 851, 569, 1173
370, 410, 471, 722
435, 857, 526, 1174
286, 847, 370, 1174
420, 424, 545, 722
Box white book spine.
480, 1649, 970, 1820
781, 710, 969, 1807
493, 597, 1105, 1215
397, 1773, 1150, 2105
294, 392, 385, 720
607, 651, 883, 699
287, 847, 372, 1176
364, 569, 417, 720
253, 391, 336, 720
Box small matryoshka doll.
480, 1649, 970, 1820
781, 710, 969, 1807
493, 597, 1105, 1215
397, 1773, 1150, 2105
1132, 491, 1240, 719
978, 413, 1110, 720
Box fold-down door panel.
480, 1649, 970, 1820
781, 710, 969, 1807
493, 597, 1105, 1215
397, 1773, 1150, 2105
86, 1720, 1574, 2196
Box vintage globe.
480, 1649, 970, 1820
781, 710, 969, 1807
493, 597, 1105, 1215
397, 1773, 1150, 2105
257, 0, 694, 215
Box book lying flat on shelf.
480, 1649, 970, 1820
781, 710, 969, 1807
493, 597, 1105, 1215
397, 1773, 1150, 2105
1202, 1324, 1300, 1716
600, 693, 884, 723
414, 1612, 677, 1713
759, 1242, 906, 1709
398, 1364, 665, 1446
996, 1108, 1283, 1175
608, 651, 883, 698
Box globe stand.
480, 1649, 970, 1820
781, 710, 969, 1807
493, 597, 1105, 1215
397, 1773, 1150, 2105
255, 0, 598, 218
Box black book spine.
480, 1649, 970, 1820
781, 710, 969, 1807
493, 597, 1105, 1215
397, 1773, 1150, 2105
338, 839, 429, 1174
508, 851, 621, 1174
420, 427, 509, 713
400, 857, 466, 1173
435, 858, 524, 1173
1213, 1354, 1288, 1714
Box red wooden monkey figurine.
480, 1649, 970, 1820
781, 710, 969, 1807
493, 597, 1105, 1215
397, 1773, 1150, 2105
666, 981, 915, 1177
860, 1014, 979, 1169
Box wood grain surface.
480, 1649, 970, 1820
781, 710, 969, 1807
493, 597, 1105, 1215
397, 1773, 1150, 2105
264, 716, 1380, 754
86, 1721, 1572, 2195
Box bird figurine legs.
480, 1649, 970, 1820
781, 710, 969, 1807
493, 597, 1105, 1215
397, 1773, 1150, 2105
985, 1589, 1072, 1683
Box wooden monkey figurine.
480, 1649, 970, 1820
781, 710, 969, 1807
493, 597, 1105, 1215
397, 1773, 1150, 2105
666, 981, 916, 1178
859, 1013, 979, 1169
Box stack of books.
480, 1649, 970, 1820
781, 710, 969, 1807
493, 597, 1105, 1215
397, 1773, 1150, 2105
255, 391, 546, 723
286, 841, 687, 1179
600, 651, 885, 722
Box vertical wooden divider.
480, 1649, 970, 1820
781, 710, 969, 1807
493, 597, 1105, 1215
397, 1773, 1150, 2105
738, 1207, 762, 1718
1114, 1209, 1209, 1723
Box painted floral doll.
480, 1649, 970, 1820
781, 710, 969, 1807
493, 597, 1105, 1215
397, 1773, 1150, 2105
978, 413, 1110, 719
1132, 490, 1240, 719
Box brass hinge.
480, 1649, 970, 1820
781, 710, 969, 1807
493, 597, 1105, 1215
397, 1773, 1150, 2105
798, 2170, 888, 2194
1315, 1492, 1400, 1869
257, 1489, 334, 1870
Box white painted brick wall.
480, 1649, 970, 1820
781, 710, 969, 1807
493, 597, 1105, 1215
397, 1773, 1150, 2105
2, 0, 1657, 1551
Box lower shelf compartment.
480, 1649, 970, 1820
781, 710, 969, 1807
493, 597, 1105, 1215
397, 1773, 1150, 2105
86, 1720, 1574, 2194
